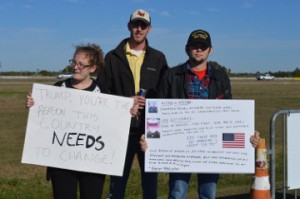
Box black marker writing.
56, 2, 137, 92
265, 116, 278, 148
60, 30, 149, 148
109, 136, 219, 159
52, 131, 105, 151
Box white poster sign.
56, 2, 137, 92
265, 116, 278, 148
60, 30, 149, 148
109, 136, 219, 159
145, 99, 255, 173
22, 83, 133, 176
287, 113, 300, 190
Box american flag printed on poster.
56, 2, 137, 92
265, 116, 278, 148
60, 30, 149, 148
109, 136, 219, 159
222, 133, 245, 148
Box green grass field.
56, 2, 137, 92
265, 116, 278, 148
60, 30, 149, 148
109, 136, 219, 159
1, 77, 300, 199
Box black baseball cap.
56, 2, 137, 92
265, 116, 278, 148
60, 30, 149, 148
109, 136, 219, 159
187, 29, 212, 47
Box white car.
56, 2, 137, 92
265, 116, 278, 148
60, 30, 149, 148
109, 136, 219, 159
57, 73, 73, 79
256, 74, 275, 80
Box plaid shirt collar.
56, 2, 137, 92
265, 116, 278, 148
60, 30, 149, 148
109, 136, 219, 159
186, 63, 211, 99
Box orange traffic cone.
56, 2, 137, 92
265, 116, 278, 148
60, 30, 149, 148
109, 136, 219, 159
250, 138, 271, 199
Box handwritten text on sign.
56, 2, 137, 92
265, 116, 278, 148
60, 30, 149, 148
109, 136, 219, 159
145, 99, 255, 174
22, 83, 133, 176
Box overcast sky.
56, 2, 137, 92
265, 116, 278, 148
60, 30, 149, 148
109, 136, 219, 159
1, 0, 300, 73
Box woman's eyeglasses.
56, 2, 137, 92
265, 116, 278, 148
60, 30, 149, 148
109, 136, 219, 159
69, 59, 93, 70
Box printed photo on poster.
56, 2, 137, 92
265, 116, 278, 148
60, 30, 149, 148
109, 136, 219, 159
146, 118, 160, 138
148, 100, 158, 113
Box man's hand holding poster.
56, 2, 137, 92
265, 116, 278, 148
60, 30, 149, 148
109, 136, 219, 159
22, 83, 133, 176
145, 99, 255, 174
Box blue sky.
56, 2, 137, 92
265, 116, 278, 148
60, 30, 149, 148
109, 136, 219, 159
1, 0, 300, 73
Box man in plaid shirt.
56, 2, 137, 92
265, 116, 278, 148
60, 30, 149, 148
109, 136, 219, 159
140, 29, 260, 199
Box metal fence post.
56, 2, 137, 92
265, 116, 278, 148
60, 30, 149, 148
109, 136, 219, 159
270, 109, 300, 199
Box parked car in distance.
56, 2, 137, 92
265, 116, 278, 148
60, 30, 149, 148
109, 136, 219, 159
256, 74, 275, 80
57, 73, 73, 79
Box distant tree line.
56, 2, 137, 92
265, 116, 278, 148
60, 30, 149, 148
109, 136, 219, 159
1, 61, 300, 77
0, 70, 58, 76
207, 61, 300, 77
209, 61, 300, 77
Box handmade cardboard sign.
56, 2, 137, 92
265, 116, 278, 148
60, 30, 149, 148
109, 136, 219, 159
22, 83, 133, 176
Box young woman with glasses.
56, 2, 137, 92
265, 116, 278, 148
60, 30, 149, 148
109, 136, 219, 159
26, 44, 139, 199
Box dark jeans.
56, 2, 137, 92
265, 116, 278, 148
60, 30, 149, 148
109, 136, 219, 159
48, 167, 105, 199
107, 134, 158, 199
